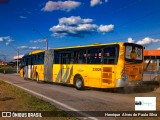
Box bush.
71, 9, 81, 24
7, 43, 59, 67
0, 65, 17, 74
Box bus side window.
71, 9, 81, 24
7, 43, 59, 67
97, 49, 102, 63
36, 54, 41, 64
20, 57, 26, 68
73, 51, 78, 63
87, 48, 102, 64
73, 50, 86, 64
70, 52, 74, 64
78, 50, 86, 64
54, 51, 60, 64
28, 56, 31, 65
61, 54, 65, 64
39, 53, 44, 64
31, 55, 35, 65
61, 53, 71, 64
26, 57, 29, 66
38, 54, 41, 61
66, 54, 71, 64
103, 47, 116, 64
24, 57, 26, 66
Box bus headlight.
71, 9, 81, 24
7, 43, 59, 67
121, 73, 128, 81
116, 69, 128, 87
121, 68, 128, 81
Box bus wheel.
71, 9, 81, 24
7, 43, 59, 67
36, 73, 39, 83
74, 76, 84, 90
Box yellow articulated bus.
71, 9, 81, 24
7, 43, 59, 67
20, 42, 144, 90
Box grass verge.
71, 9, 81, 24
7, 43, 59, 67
0, 80, 75, 120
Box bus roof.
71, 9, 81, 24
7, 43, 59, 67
54, 42, 125, 50
28, 50, 44, 55
23, 42, 142, 55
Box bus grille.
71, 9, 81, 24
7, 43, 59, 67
125, 65, 142, 81
102, 67, 112, 84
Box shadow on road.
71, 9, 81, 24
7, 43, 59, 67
23, 77, 160, 94
85, 81, 160, 94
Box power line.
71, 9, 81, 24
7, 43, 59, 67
32, 28, 48, 50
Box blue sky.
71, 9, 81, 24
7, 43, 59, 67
0, 0, 160, 61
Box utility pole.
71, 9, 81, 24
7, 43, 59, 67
0, 54, 6, 74
33, 28, 48, 50
7, 44, 19, 74
46, 36, 48, 50
16, 48, 19, 74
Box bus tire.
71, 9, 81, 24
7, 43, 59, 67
36, 73, 39, 83
74, 75, 84, 90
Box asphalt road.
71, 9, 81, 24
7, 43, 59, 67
0, 74, 160, 120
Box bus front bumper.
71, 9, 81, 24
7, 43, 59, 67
116, 78, 142, 88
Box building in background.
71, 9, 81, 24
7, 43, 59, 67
12, 54, 24, 61
144, 50, 160, 72
0, 60, 8, 65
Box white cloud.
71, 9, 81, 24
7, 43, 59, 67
42, 0, 81, 12
19, 16, 27, 19
59, 16, 93, 25
91, 0, 102, 7
3, 36, 11, 39
18, 46, 29, 49
6, 39, 14, 45
105, 0, 108, 3
83, 19, 93, 23
53, 33, 68, 38
90, 0, 108, 7
0, 36, 15, 45
76, 24, 97, 31
29, 47, 39, 50
157, 48, 160, 50
49, 16, 114, 37
30, 39, 46, 43
18, 46, 39, 50
50, 24, 74, 33
127, 37, 135, 43
136, 37, 160, 45
98, 24, 114, 33
127, 37, 160, 46
0, 37, 3, 41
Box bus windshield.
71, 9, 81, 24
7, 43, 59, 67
125, 43, 143, 63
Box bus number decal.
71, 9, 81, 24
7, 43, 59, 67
93, 68, 101, 71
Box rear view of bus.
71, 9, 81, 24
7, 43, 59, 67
116, 43, 144, 88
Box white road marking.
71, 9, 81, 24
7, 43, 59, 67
4, 80, 98, 120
